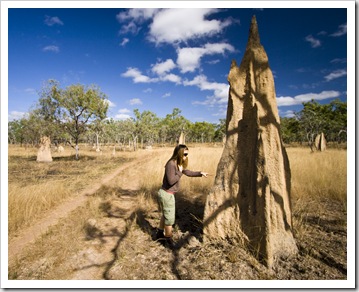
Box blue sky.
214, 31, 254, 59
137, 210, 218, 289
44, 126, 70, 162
5, 4, 351, 124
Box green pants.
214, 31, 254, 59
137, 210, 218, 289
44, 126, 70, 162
157, 189, 175, 226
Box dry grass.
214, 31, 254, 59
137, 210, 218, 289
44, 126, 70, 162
8, 197, 106, 280
288, 148, 347, 204
138, 145, 347, 206
137, 145, 347, 234
8, 144, 346, 238
8, 144, 348, 280
8, 144, 133, 236
287, 148, 347, 242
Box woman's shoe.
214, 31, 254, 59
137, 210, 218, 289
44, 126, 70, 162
164, 236, 176, 249
156, 229, 165, 241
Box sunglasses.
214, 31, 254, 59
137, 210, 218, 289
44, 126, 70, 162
183, 153, 188, 157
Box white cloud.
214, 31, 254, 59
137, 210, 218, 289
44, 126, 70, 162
162, 92, 171, 98
117, 8, 159, 23
121, 67, 158, 83
115, 110, 132, 120
152, 59, 176, 75
206, 59, 220, 65
116, 114, 130, 120
324, 69, 347, 81
120, 38, 129, 46
177, 47, 205, 73
177, 43, 234, 73
105, 99, 116, 108
330, 58, 347, 64
288, 84, 299, 90
148, 8, 232, 45
118, 108, 131, 114
129, 98, 142, 105
330, 23, 347, 37
276, 90, 340, 107
24, 88, 36, 94
117, 9, 160, 34
143, 88, 152, 93
160, 73, 181, 84
305, 35, 321, 48
122, 67, 180, 84
184, 74, 229, 105
118, 22, 140, 35
211, 106, 227, 118
280, 110, 296, 118
44, 15, 64, 26
8, 111, 27, 121
43, 45, 60, 53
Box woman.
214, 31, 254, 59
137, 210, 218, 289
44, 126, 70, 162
156, 144, 208, 248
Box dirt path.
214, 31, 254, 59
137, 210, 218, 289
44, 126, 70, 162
8, 147, 348, 282
8, 148, 183, 281
69, 167, 143, 280
8, 151, 155, 265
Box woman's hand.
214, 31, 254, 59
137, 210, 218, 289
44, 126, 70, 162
201, 172, 208, 178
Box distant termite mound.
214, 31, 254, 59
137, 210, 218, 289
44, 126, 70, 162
315, 132, 327, 151
203, 16, 298, 267
178, 131, 186, 145
36, 136, 53, 162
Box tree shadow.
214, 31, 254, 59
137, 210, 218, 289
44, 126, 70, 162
75, 213, 136, 280
175, 192, 206, 236
8, 155, 38, 162
52, 155, 97, 161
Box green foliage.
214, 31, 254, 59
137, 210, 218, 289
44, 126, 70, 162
161, 108, 191, 143
8, 82, 346, 149
280, 117, 300, 144
37, 80, 109, 147
279, 99, 347, 147
189, 121, 216, 143
8, 119, 26, 145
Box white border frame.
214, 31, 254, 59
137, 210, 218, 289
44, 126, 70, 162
1, 1, 356, 289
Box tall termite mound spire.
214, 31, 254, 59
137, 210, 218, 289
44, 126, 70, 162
203, 16, 297, 267
178, 131, 186, 145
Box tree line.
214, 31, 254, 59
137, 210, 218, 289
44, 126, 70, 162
280, 98, 347, 149
8, 80, 347, 152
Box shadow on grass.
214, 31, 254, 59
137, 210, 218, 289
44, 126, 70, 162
76, 182, 209, 280
134, 190, 207, 280
9, 154, 99, 162
10, 154, 134, 163
52, 155, 98, 161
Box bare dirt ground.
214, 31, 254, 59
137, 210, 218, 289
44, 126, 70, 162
8, 149, 348, 284
8, 155, 144, 262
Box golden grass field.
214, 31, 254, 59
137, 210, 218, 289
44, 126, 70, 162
8, 144, 346, 236
7, 143, 348, 280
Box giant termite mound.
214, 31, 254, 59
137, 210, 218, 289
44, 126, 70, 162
203, 16, 298, 267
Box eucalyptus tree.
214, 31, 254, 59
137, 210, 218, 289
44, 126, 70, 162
162, 108, 191, 144
189, 121, 216, 143
280, 117, 300, 144
130, 109, 160, 150
89, 119, 106, 151
295, 99, 347, 150
102, 118, 132, 151
326, 99, 347, 143
8, 119, 26, 145
158, 124, 169, 145
37, 80, 109, 159
295, 101, 326, 151
214, 118, 226, 142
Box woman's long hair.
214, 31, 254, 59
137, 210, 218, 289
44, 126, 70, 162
167, 144, 188, 169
